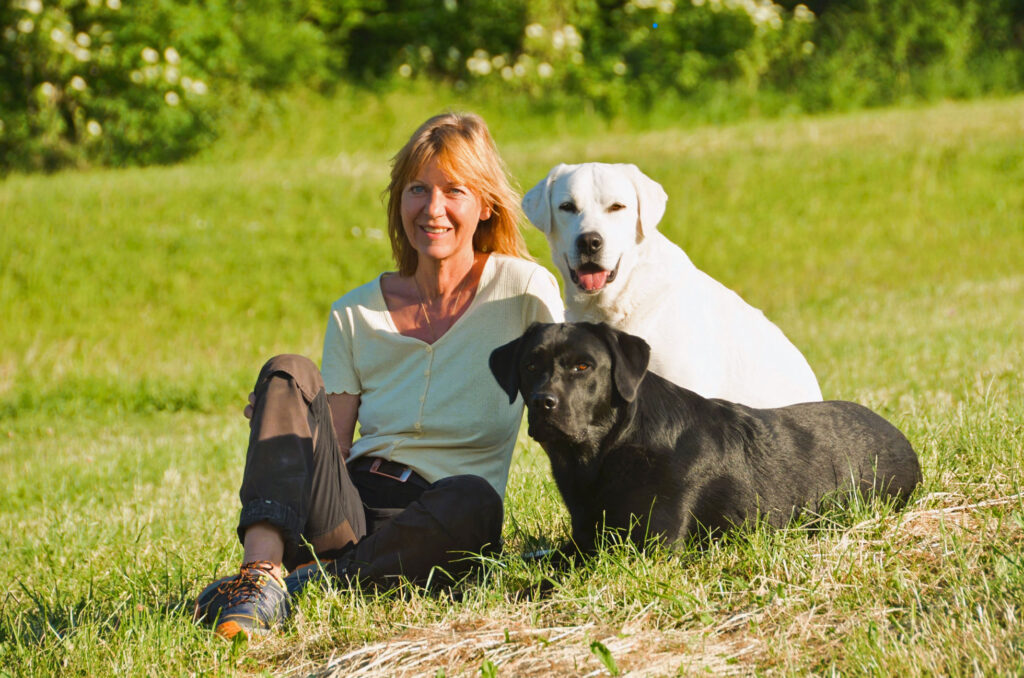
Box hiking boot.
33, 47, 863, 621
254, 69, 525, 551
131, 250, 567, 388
283, 556, 353, 597
193, 561, 290, 640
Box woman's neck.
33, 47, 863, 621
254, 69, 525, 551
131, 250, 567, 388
413, 250, 483, 299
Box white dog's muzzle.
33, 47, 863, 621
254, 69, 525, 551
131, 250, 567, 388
565, 254, 622, 293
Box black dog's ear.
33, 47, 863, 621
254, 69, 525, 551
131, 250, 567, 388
590, 322, 650, 402
489, 329, 531, 404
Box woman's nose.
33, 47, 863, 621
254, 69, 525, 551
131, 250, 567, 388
426, 187, 446, 217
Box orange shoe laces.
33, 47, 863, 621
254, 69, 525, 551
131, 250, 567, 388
214, 561, 281, 606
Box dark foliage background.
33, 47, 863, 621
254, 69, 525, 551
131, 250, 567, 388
1, 0, 1021, 171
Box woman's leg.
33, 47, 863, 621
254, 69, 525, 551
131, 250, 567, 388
288, 473, 504, 591
237, 353, 366, 570
196, 354, 365, 639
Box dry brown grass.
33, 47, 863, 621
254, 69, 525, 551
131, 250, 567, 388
245, 491, 1024, 678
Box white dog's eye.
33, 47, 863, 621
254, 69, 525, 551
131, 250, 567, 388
558, 201, 578, 213
606, 202, 626, 212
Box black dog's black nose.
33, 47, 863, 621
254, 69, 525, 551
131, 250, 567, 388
530, 393, 558, 411
576, 232, 603, 256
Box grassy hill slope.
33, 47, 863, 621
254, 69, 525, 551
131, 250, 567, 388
1, 93, 1022, 675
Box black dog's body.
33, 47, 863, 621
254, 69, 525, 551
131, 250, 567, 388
490, 322, 921, 553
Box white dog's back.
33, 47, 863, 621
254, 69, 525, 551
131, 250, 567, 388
523, 162, 822, 408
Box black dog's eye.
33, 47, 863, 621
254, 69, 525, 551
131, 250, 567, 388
558, 201, 578, 213
606, 202, 626, 212
571, 362, 591, 373
525, 363, 537, 373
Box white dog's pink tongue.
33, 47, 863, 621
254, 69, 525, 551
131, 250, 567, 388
577, 269, 609, 291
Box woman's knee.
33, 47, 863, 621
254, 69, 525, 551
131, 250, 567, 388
256, 354, 323, 402
428, 474, 504, 543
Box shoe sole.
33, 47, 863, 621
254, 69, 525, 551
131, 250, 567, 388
214, 619, 272, 641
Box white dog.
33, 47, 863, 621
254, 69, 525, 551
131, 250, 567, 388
522, 162, 822, 408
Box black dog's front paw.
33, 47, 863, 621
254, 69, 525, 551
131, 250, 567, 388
557, 537, 596, 565
520, 541, 584, 570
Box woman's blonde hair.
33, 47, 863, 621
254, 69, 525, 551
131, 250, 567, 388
385, 112, 531, 276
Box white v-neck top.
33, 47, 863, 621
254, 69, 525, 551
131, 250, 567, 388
321, 254, 564, 498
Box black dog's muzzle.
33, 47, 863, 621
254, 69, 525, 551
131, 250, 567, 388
525, 390, 564, 441
529, 391, 558, 411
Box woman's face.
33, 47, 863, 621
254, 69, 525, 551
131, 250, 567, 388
401, 157, 491, 269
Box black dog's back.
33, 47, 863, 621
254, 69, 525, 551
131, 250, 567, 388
729, 398, 921, 526
630, 373, 921, 539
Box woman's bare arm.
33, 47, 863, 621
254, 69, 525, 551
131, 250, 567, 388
327, 393, 360, 459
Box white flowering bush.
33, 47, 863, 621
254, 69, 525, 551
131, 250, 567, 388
354, 0, 1020, 116
1, 0, 1019, 170
1, 0, 209, 168
375, 0, 818, 113
0, 0, 329, 170
343, 0, 525, 85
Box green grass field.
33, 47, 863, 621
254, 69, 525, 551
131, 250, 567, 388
1, 92, 1023, 676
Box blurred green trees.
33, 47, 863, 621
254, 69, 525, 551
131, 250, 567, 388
1, 0, 1021, 171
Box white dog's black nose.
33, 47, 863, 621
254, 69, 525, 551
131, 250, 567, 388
530, 393, 559, 411
576, 232, 603, 256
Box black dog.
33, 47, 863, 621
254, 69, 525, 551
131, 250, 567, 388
489, 322, 922, 554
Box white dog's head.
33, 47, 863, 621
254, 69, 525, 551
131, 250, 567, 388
523, 163, 668, 296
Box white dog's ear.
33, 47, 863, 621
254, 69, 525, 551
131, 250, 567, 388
617, 164, 668, 237
522, 164, 569, 235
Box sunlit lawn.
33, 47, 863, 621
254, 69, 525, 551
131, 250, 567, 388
1, 93, 1022, 676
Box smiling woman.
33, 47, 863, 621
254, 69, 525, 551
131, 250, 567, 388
385, 113, 531, 276
192, 111, 564, 641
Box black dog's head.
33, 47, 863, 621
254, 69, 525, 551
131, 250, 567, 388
489, 322, 651, 444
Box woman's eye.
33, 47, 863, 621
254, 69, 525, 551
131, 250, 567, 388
408, 185, 425, 194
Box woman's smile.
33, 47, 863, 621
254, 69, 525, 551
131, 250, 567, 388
420, 224, 452, 235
